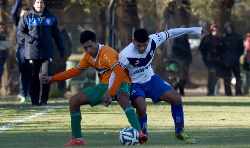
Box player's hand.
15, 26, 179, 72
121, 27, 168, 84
40, 75, 52, 84
103, 92, 113, 107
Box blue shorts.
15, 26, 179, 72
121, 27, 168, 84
130, 75, 173, 103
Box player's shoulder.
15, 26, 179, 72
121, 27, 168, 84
101, 45, 118, 54
119, 43, 134, 57
149, 32, 167, 42
80, 52, 91, 61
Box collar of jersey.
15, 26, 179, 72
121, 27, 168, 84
93, 43, 103, 61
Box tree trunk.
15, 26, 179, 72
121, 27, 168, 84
0, 0, 19, 96
97, 7, 107, 44
116, 0, 140, 50
211, 0, 234, 34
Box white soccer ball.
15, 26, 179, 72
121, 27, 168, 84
119, 127, 139, 145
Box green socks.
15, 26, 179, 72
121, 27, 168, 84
70, 107, 140, 138
124, 107, 141, 131
70, 111, 82, 138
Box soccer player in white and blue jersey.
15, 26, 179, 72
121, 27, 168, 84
107, 27, 202, 144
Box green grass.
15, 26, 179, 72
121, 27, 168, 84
1, 97, 250, 148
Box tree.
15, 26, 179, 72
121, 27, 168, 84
211, 0, 234, 33
0, 0, 19, 95
191, 0, 235, 33
116, 0, 140, 49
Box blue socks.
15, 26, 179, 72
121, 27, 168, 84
171, 103, 184, 134
139, 113, 148, 135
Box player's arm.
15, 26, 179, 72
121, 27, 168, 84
108, 64, 128, 97
166, 27, 202, 39
108, 52, 130, 97
150, 27, 202, 48
48, 54, 90, 83
50, 67, 82, 82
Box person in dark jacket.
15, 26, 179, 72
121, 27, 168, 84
171, 34, 192, 96
18, 0, 65, 105
221, 23, 243, 96
11, 0, 31, 103
49, 26, 72, 95
199, 24, 224, 96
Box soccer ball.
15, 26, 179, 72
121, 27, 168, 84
119, 127, 139, 145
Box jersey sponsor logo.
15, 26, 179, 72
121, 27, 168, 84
127, 41, 156, 67
133, 64, 151, 74
27, 16, 55, 27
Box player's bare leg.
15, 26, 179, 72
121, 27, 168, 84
131, 96, 148, 143
117, 93, 147, 144
160, 89, 196, 144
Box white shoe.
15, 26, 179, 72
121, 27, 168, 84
18, 95, 26, 103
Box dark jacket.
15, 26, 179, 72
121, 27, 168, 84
199, 34, 223, 69
172, 34, 192, 64
221, 33, 244, 67
17, 8, 65, 60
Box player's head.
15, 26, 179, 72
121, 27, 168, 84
32, 0, 46, 13
80, 30, 98, 57
133, 28, 149, 54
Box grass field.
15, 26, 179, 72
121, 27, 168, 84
1, 96, 250, 148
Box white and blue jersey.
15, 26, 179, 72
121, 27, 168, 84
119, 32, 168, 84
118, 27, 202, 102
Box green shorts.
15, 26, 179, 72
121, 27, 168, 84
81, 83, 130, 106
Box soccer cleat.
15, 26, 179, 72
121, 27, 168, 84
139, 131, 148, 144
64, 138, 86, 147
176, 130, 197, 144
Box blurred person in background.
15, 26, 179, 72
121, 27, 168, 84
221, 22, 243, 96
199, 23, 223, 96
11, 0, 31, 103
49, 25, 72, 96
240, 33, 250, 95
18, 0, 65, 105
171, 33, 192, 96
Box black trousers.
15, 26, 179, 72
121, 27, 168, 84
222, 64, 242, 96
28, 59, 50, 105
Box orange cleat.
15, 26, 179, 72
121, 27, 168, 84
64, 138, 86, 147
